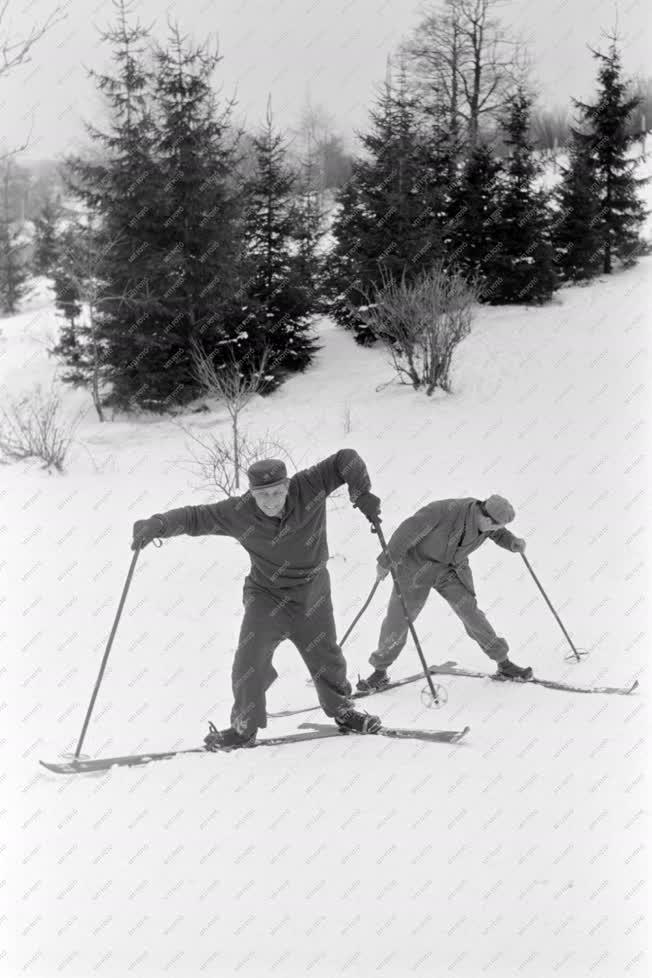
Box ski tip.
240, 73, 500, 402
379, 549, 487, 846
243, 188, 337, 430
629, 680, 639, 693
39, 759, 77, 774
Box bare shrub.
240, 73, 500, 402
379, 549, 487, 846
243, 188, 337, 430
362, 264, 478, 395
179, 426, 295, 497
190, 340, 271, 490
0, 385, 81, 471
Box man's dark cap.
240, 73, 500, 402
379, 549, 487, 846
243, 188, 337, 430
247, 459, 288, 490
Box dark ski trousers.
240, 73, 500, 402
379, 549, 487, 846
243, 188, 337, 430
231, 568, 352, 737
370, 555, 508, 669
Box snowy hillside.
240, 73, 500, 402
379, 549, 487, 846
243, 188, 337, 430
3, 180, 651, 975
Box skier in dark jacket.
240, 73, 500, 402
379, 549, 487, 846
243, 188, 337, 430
132, 449, 383, 749
358, 495, 533, 691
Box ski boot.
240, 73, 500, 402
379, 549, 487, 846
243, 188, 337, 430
356, 668, 390, 693
335, 706, 382, 734
204, 721, 256, 751
496, 658, 533, 682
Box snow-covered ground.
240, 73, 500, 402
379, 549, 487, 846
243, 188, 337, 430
3, 210, 651, 974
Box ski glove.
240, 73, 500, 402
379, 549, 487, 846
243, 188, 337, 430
354, 491, 382, 524
131, 516, 164, 551
376, 563, 391, 582
511, 537, 526, 553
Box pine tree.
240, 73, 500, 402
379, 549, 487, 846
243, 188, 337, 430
32, 193, 63, 276
327, 65, 446, 343
50, 218, 112, 420
447, 143, 503, 293
552, 136, 603, 281
0, 159, 30, 314
240, 100, 319, 388
145, 24, 246, 406
573, 38, 647, 272
484, 89, 557, 305
63, 0, 164, 411
415, 114, 457, 265
51, 224, 86, 383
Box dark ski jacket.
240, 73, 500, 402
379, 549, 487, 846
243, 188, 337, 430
152, 449, 372, 590
378, 497, 519, 593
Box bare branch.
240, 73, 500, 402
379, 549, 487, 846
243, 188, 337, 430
0, 1, 68, 80
0, 384, 81, 471
174, 424, 294, 498
406, 0, 527, 147
189, 340, 271, 489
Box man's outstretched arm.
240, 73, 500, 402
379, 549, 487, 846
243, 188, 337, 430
131, 499, 243, 550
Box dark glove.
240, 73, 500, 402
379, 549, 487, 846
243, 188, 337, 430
131, 516, 164, 551
353, 491, 382, 524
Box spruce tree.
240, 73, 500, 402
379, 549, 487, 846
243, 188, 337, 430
573, 38, 647, 272
51, 225, 86, 384
327, 66, 445, 344
447, 143, 503, 293
484, 89, 557, 305
63, 0, 163, 411
32, 193, 63, 276
147, 24, 246, 405
240, 100, 319, 388
552, 136, 603, 281
0, 160, 30, 314
50, 217, 111, 420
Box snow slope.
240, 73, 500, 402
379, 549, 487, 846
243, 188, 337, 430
2, 262, 650, 973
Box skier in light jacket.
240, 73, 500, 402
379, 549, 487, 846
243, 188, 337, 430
358, 495, 533, 691
132, 450, 383, 749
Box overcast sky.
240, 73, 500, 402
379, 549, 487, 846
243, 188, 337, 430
2, 0, 650, 161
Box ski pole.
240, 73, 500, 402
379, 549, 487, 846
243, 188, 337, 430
520, 553, 585, 662
339, 578, 380, 648
372, 520, 445, 707
73, 547, 141, 759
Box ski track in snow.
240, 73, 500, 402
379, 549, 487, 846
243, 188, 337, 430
2, 194, 651, 974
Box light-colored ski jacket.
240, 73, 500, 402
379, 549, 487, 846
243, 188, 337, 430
378, 497, 519, 592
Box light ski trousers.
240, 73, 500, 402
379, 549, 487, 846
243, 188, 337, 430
231, 569, 352, 736
370, 555, 508, 669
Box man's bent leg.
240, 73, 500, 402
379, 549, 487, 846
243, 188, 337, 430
436, 569, 508, 663
230, 584, 288, 736
369, 560, 435, 669
290, 571, 352, 718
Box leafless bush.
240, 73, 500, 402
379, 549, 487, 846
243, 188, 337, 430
361, 264, 478, 395
190, 339, 271, 489
0, 385, 81, 471
179, 426, 295, 497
